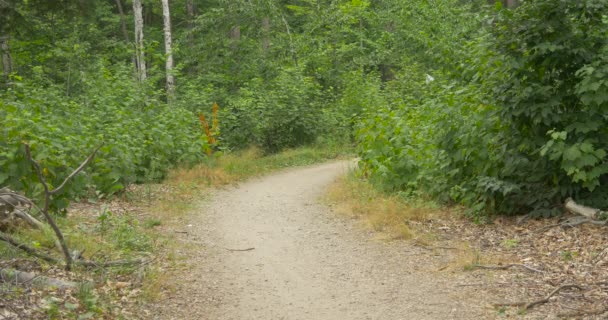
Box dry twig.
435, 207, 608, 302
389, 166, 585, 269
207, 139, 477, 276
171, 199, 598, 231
0, 230, 59, 264
494, 284, 584, 311
473, 263, 543, 273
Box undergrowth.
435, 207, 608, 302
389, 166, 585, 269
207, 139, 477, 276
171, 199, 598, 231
325, 171, 436, 240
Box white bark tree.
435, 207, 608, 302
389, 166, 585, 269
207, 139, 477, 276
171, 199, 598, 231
133, 0, 146, 82
161, 0, 175, 100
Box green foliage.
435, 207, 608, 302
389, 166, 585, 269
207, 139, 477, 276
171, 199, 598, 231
491, 0, 608, 211
221, 68, 326, 153
0, 63, 205, 211
3, 0, 607, 218
355, 0, 608, 217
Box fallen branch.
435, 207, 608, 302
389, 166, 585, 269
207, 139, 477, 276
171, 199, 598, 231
13, 208, 44, 229
564, 198, 602, 219
534, 216, 606, 233
472, 263, 543, 273
76, 258, 153, 268
224, 247, 255, 252
0, 230, 59, 264
0, 268, 76, 289
494, 284, 584, 311
558, 307, 608, 318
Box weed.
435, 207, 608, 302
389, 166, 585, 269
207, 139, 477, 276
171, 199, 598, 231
560, 250, 578, 261
501, 239, 519, 249
144, 218, 162, 229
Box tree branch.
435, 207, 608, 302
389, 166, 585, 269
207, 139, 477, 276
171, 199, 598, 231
49, 144, 102, 195
0, 230, 59, 264
473, 263, 543, 273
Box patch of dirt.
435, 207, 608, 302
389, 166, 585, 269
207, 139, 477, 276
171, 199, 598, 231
153, 161, 499, 319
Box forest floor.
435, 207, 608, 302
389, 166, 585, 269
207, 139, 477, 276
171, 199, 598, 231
2, 156, 607, 319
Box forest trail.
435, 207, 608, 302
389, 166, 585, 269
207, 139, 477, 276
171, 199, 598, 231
156, 161, 493, 319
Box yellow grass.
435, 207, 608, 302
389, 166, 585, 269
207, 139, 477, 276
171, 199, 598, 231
325, 173, 435, 240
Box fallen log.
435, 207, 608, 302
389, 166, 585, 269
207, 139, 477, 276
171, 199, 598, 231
564, 198, 602, 220
0, 268, 76, 289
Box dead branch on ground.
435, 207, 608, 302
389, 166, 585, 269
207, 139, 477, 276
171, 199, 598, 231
534, 215, 607, 233
564, 198, 603, 220
472, 263, 543, 273
558, 307, 608, 318
0, 188, 44, 229
494, 284, 584, 311
76, 258, 153, 268
0, 230, 59, 263
0, 268, 76, 289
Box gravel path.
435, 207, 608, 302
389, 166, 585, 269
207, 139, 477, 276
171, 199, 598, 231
156, 161, 494, 319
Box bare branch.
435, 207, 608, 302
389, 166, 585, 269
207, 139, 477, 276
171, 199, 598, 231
493, 284, 584, 311
473, 263, 543, 274
76, 258, 153, 268
50, 144, 102, 195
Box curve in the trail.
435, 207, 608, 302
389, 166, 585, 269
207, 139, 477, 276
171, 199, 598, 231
157, 161, 491, 320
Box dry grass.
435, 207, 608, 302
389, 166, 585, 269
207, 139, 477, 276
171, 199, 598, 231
325, 173, 435, 240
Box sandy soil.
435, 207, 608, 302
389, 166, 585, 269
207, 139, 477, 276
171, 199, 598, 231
155, 161, 496, 319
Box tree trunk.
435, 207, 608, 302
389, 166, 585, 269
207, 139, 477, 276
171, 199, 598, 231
261, 17, 270, 53
186, 0, 196, 46
0, 35, 12, 85
133, 0, 146, 82
115, 0, 130, 43
161, 0, 175, 100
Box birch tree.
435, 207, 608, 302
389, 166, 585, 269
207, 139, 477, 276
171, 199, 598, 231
133, 0, 146, 82
161, 0, 175, 99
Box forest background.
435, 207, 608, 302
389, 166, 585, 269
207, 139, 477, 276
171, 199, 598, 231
2, 0, 608, 220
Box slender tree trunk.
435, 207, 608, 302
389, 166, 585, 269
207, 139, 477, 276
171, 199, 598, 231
0, 35, 12, 85
133, 0, 146, 82
115, 0, 138, 74
281, 14, 298, 67
161, 0, 175, 100
261, 17, 270, 53
115, 0, 130, 43
186, 0, 196, 46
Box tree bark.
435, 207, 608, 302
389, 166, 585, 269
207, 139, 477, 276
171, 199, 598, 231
133, 0, 146, 82
0, 35, 12, 84
262, 17, 270, 53
161, 0, 175, 100
186, 0, 196, 47
115, 0, 130, 43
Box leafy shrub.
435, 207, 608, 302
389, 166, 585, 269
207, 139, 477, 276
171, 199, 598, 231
356, 0, 608, 217
0, 63, 206, 211
221, 68, 326, 154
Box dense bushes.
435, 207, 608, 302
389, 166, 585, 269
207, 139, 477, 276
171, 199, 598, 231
355, 0, 608, 217
219, 68, 335, 154
0, 63, 205, 210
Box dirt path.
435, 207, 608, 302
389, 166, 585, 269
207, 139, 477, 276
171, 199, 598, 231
156, 161, 494, 319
